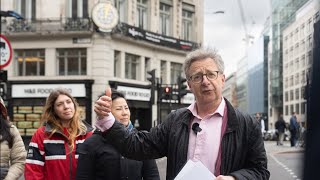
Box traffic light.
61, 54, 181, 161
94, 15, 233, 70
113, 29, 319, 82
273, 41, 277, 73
0, 71, 7, 82
160, 86, 172, 100
147, 69, 156, 104
147, 69, 156, 86
178, 76, 187, 98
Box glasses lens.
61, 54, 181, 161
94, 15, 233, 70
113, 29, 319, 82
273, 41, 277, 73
207, 72, 218, 80
192, 74, 202, 83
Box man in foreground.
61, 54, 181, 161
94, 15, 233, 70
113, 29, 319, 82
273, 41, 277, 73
94, 48, 270, 180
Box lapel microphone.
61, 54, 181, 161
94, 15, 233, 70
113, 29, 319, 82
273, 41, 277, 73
192, 123, 202, 135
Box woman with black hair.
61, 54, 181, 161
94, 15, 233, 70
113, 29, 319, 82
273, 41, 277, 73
0, 96, 26, 180
76, 89, 160, 180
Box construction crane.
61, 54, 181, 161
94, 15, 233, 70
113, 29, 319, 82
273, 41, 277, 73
236, 0, 254, 48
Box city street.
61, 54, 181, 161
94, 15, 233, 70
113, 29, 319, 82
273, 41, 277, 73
156, 141, 304, 180
18, 141, 304, 180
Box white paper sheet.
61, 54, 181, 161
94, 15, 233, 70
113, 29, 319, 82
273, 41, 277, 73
174, 160, 216, 180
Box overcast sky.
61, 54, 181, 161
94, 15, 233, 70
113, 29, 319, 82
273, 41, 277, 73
203, 0, 271, 76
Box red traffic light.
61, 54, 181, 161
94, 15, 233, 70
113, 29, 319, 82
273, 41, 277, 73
164, 86, 171, 93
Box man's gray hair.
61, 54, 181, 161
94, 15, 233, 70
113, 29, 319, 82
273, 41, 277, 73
184, 47, 224, 78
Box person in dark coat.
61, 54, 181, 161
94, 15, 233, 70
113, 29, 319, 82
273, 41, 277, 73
76, 90, 160, 180
275, 113, 287, 145
289, 112, 300, 147
94, 48, 269, 180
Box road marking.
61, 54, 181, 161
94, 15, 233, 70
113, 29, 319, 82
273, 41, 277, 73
270, 154, 300, 180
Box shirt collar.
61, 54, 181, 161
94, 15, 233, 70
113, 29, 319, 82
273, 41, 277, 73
187, 97, 226, 118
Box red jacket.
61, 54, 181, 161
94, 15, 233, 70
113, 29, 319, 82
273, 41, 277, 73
25, 123, 93, 180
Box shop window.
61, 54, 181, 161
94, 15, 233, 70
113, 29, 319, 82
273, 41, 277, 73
125, 53, 140, 80
15, 49, 45, 76
170, 62, 183, 84
13, 105, 85, 136
136, 0, 149, 29
159, 2, 172, 36
56, 48, 87, 76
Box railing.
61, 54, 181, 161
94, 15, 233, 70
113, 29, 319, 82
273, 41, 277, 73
4, 17, 92, 34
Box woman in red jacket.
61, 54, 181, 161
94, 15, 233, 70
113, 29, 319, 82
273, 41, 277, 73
25, 88, 93, 180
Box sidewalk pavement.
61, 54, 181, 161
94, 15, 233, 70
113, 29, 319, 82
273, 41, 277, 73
264, 140, 304, 155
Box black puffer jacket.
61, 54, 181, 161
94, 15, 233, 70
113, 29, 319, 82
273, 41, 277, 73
76, 130, 160, 180
105, 99, 270, 180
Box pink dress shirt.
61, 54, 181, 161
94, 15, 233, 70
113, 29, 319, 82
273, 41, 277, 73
187, 98, 226, 175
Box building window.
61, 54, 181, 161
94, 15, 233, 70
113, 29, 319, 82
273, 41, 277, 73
301, 54, 306, 67
159, 3, 172, 36
170, 62, 183, 84
296, 103, 300, 114
56, 48, 87, 76
289, 75, 293, 87
290, 90, 294, 101
144, 57, 150, 81
301, 102, 306, 114
125, 53, 139, 80
15, 49, 45, 76
290, 104, 294, 115
295, 88, 299, 100
285, 91, 288, 102
15, 0, 36, 20
301, 86, 305, 99
182, 3, 194, 41
160, 60, 167, 83
66, 0, 88, 18
114, 51, 121, 77
285, 105, 288, 115
301, 70, 305, 83
115, 0, 127, 23
295, 73, 299, 85
285, 77, 288, 88
136, 0, 149, 29
307, 51, 312, 65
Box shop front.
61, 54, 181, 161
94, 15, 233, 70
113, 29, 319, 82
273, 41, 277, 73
7, 80, 93, 144
109, 81, 153, 130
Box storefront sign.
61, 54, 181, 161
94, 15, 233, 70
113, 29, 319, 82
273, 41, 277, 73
117, 86, 151, 101
12, 84, 86, 98
114, 23, 199, 51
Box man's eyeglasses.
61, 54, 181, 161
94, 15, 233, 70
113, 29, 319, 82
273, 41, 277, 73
188, 71, 220, 83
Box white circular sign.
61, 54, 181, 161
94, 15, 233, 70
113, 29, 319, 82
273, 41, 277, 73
92, 2, 119, 33
0, 35, 13, 69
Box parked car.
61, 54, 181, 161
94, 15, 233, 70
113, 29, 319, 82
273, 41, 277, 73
263, 129, 290, 141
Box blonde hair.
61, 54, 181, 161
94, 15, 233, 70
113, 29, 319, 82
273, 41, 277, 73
41, 88, 87, 152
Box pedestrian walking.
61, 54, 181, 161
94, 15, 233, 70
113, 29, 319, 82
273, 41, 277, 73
76, 90, 159, 180
0, 96, 26, 180
24, 88, 93, 180
94, 47, 269, 180
275, 114, 286, 145
255, 112, 265, 137
289, 112, 300, 147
